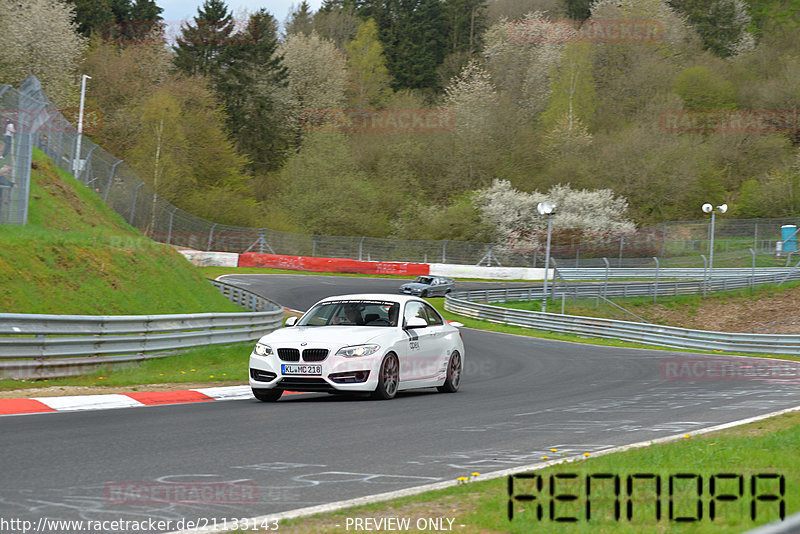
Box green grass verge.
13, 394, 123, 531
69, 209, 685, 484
0, 149, 240, 314
269, 411, 800, 533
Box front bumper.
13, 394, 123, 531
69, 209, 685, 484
399, 287, 423, 295
249, 351, 382, 393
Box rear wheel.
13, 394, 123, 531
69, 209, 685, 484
252, 388, 282, 402
372, 353, 399, 400
437, 351, 462, 393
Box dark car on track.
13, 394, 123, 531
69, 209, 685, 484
398, 276, 455, 297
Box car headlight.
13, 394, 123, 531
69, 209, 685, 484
253, 342, 273, 356
336, 344, 380, 358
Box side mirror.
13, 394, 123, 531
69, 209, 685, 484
285, 316, 298, 327
449, 321, 463, 328
406, 317, 428, 329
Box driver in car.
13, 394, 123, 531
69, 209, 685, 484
333, 304, 364, 325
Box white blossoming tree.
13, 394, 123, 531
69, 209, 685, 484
481, 11, 564, 122
475, 179, 635, 254
279, 31, 348, 136
442, 60, 502, 190
0, 0, 87, 108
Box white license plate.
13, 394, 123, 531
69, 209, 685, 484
281, 364, 322, 375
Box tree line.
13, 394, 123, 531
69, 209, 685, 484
0, 0, 798, 246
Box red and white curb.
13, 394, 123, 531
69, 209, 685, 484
0, 385, 259, 416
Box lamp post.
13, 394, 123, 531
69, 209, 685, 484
73, 74, 91, 175
702, 202, 728, 271
538, 201, 557, 312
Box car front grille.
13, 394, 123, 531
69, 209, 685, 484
277, 348, 300, 362
302, 349, 329, 362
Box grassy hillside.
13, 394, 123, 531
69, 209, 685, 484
0, 149, 241, 314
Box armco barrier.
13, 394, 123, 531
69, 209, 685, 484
209, 278, 279, 312
0, 290, 284, 379
556, 267, 797, 280
444, 288, 800, 355
238, 252, 430, 276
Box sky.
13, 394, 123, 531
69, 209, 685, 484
158, 0, 322, 33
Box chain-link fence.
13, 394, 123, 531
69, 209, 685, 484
4, 76, 800, 269
0, 78, 37, 225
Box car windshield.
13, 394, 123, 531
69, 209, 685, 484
413, 276, 433, 284
297, 300, 400, 327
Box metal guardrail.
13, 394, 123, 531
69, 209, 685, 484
209, 278, 282, 312
557, 267, 796, 280
0, 281, 284, 379
445, 295, 800, 355
462, 271, 800, 304
445, 271, 800, 355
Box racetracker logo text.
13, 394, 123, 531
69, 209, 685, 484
300, 109, 455, 133
660, 359, 800, 381
661, 110, 800, 134
104, 480, 258, 505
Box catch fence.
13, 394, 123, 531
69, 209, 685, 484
3, 77, 800, 269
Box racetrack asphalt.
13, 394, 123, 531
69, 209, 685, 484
1, 274, 799, 532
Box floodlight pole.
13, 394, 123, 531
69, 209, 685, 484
709, 209, 716, 271
542, 211, 553, 313
702, 202, 727, 272
73, 74, 91, 175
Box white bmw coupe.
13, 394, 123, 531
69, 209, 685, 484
249, 294, 465, 401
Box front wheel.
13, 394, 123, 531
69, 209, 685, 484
437, 351, 462, 393
252, 388, 282, 402
372, 353, 399, 400
421, 289, 428, 297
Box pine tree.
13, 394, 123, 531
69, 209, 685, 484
128, 0, 163, 41
565, 0, 592, 21
668, 0, 754, 57
384, 0, 448, 90
109, 0, 131, 20
215, 9, 290, 171
444, 0, 487, 55
285, 1, 314, 36
66, 0, 113, 37
173, 0, 234, 77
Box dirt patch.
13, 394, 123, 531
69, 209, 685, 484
0, 381, 246, 399
630, 286, 800, 333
